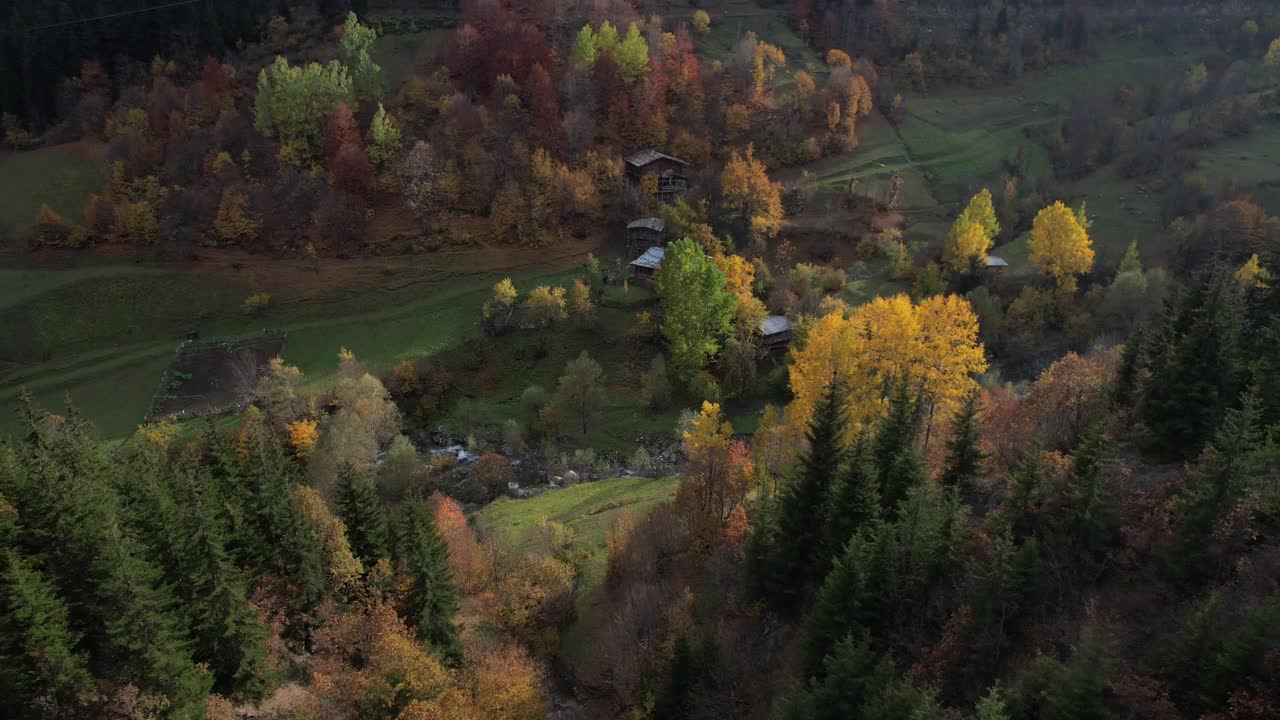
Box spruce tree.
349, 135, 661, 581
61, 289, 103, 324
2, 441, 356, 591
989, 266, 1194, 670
773, 381, 848, 609
0, 549, 93, 719
969, 526, 1034, 684
97, 521, 211, 715
1205, 601, 1280, 708
1003, 449, 1046, 542
399, 498, 461, 658
1170, 393, 1262, 582
240, 427, 328, 609
873, 379, 921, 514
940, 391, 986, 500
1161, 592, 1224, 706
1052, 427, 1118, 568
1143, 269, 1245, 458
803, 528, 873, 675
1111, 326, 1144, 407
822, 439, 879, 573
745, 492, 782, 602
653, 635, 697, 720
336, 464, 391, 568
809, 632, 898, 718
173, 469, 268, 697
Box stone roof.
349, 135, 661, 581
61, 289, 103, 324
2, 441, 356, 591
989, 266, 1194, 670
627, 217, 665, 232
759, 315, 792, 337
985, 256, 1009, 267
624, 149, 688, 168
629, 246, 666, 270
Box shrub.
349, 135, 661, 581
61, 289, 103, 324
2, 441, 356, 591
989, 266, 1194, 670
503, 419, 524, 453
521, 385, 549, 411
472, 453, 514, 499
641, 355, 672, 409
629, 446, 653, 473
692, 10, 711, 36
689, 370, 722, 403
32, 204, 82, 247
241, 292, 272, 316
389, 360, 422, 396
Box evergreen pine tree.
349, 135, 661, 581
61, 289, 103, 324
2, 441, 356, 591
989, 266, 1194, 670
123, 459, 269, 698
654, 635, 697, 720
173, 468, 269, 698
97, 521, 211, 715
805, 481, 964, 676
1205, 600, 1280, 708
822, 439, 879, 573
1143, 269, 1245, 458
809, 632, 898, 718
1170, 393, 1262, 582
1052, 427, 1118, 568
653, 634, 717, 719
399, 498, 461, 658
873, 379, 921, 514
940, 391, 986, 500
973, 685, 1011, 720
1003, 449, 1046, 542
774, 686, 818, 720
1112, 326, 1144, 407
0, 549, 93, 719
773, 381, 848, 609
336, 463, 391, 568
240, 426, 328, 609
1160, 591, 1224, 706
969, 525, 1034, 684
745, 491, 782, 602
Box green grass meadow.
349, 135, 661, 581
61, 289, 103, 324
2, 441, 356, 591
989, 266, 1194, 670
0, 144, 104, 234
0, 254, 587, 440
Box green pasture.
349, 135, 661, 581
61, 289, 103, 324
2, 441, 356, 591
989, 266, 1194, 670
0, 144, 103, 233
372, 28, 452, 90
439, 295, 689, 457
472, 475, 681, 664
0, 255, 586, 440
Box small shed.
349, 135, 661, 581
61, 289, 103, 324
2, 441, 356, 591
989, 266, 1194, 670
759, 315, 793, 348
624, 149, 689, 202
626, 217, 666, 258
629, 246, 666, 279
985, 256, 1009, 271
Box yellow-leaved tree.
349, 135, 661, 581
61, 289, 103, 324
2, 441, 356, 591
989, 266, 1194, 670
945, 188, 1000, 273
720, 144, 783, 241
786, 293, 986, 448
1029, 200, 1094, 290
713, 253, 767, 336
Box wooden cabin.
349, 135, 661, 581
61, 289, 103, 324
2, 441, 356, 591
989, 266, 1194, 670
629, 246, 666, 280
625, 149, 689, 203
984, 256, 1009, 272
626, 217, 665, 258
759, 315, 793, 349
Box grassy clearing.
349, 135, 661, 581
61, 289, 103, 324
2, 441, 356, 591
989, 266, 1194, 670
0, 250, 593, 439
439, 298, 687, 457
784, 39, 1206, 279
0, 144, 103, 233
472, 475, 681, 663
372, 29, 452, 90
695, 1, 823, 81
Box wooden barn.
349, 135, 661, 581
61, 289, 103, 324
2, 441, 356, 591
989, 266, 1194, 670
625, 149, 689, 203
759, 315, 793, 349
629, 246, 666, 280
985, 256, 1009, 271
626, 217, 665, 258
